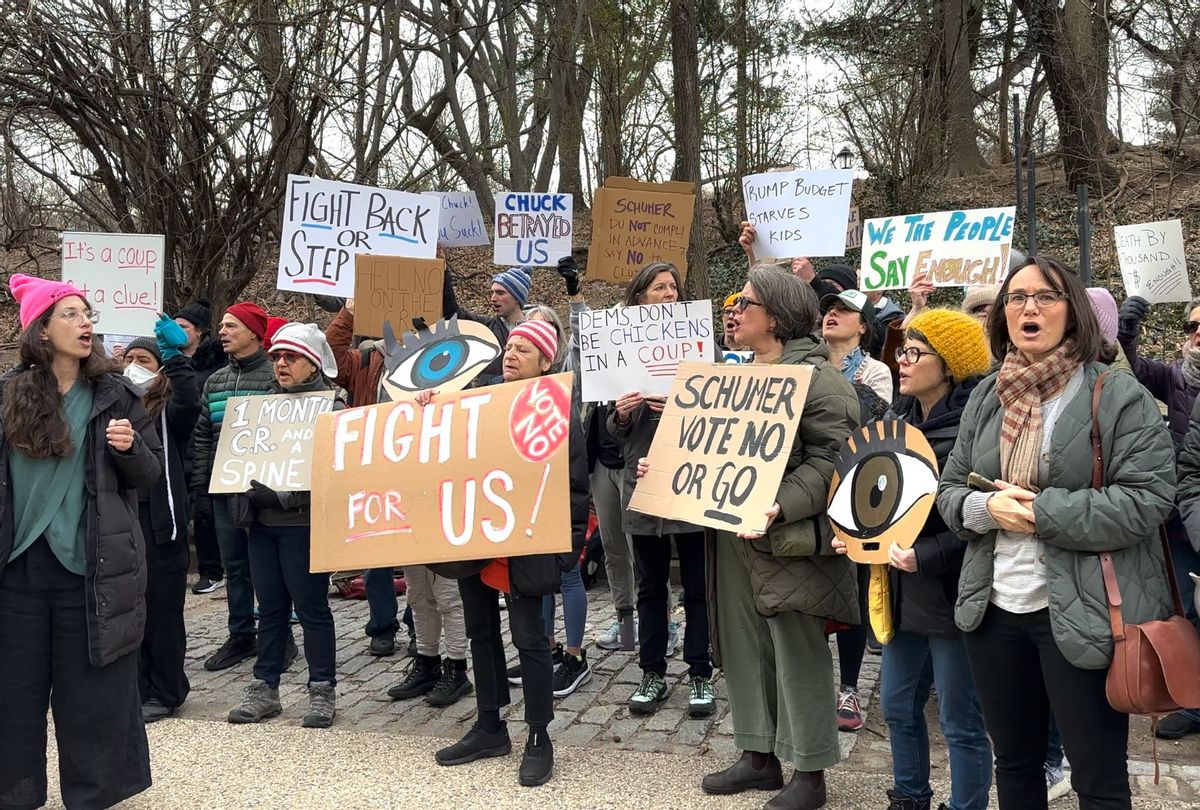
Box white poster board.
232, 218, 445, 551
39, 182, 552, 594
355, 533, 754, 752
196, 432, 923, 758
277, 175, 437, 297
577, 300, 715, 402
493, 192, 573, 267
859, 206, 1015, 292
61, 232, 165, 337
741, 169, 854, 259
1114, 219, 1192, 304
424, 191, 490, 247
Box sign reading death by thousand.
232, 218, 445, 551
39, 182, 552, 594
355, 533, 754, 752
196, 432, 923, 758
308, 373, 575, 572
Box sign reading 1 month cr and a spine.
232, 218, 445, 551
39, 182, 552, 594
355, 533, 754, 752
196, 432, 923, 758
208, 392, 336, 494
859, 206, 1015, 291
493, 192, 573, 267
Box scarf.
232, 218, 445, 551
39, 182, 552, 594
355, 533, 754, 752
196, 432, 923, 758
995, 341, 1080, 489
1183, 344, 1200, 390
840, 346, 867, 384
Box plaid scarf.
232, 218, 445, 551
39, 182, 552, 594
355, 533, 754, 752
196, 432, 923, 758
995, 341, 1080, 489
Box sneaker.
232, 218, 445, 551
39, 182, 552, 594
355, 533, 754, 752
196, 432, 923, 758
688, 675, 716, 718
596, 621, 623, 650
369, 633, 396, 657
302, 681, 336, 728
1155, 710, 1200, 740
628, 671, 668, 715
142, 699, 175, 724
508, 644, 563, 686
387, 654, 441, 700
866, 637, 883, 655
228, 679, 282, 723
837, 685, 864, 732
665, 621, 680, 657
435, 721, 512, 766
204, 634, 256, 671
426, 658, 473, 707
518, 729, 554, 787
552, 650, 591, 697
192, 577, 224, 595
1046, 765, 1072, 803
885, 789, 931, 810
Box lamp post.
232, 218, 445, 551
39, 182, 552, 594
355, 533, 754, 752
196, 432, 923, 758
834, 146, 854, 170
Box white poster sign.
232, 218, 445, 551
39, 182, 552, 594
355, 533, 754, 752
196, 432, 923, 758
1114, 219, 1192, 304
493, 192, 573, 267
741, 169, 854, 259
61, 232, 165, 337
424, 191, 490, 247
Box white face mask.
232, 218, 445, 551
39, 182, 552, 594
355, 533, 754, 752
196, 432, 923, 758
123, 363, 159, 386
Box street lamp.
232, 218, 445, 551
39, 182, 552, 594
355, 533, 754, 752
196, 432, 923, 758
834, 146, 854, 170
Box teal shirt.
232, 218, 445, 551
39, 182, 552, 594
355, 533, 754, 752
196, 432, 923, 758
8, 379, 92, 574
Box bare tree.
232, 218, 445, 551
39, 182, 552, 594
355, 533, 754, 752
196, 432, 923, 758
671, 0, 710, 299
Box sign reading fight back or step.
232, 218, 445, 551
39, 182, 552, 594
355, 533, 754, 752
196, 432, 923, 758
859, 206, 1016, 291
60, 232, 165, 337
741, 169, 854, 259
629, 363, 812, 534
308, 373, 575, 571
589, 177, 696, 283
208, 392, 336, 494
352, 254, 445, 339
493, 192, 573, 267
1114, 219, 1192, 304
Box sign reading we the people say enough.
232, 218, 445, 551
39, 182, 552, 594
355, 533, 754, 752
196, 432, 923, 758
61, 232, 164, 337
208, 392, 336, 494
277, 175, 437, 298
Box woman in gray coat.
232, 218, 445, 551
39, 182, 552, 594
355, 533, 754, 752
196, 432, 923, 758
937, 256, 1175, 810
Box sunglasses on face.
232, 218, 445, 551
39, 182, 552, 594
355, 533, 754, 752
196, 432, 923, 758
1185, 321, 1200, 335
735, 296, 765, 312
271, 351, 303, 365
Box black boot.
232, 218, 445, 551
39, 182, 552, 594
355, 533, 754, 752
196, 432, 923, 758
518, 728, 554, 787
701, 751, 783, 795
386, 654, 441, 700
426, 657, 473, 706
765, 770, 827, 810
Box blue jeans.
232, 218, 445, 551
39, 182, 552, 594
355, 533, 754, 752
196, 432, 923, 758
542, 564, 586, 649
362, 567, 399, 638
212, 496, 255, 638
881, 630, 993, 810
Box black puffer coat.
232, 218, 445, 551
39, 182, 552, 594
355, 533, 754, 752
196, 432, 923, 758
140, 356, 201, 546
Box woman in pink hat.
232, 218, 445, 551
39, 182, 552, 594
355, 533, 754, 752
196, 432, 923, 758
0, 274, 163, 808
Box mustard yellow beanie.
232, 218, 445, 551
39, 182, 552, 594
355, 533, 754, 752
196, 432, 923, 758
722, 292, 741, 310
908, 308, 991, 382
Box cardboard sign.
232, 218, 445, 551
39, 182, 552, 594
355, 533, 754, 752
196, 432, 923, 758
377, 316, 502, 402
424, 191, 490, 247
741, 169, 854, 259
589, 177, 695, 283
828, 420, 939, 565
493, 192, 573, 267
846, 205, 862, 250
577, 301, 715, 402
208, 392, 336, 494
860, 207, 1015, 292
352, 255, 445, 338
1114, 219, 1192, 304
308, 373, 575, 571
60, 232, 165, 336
628, 363, 812, 533
277, 175, 437, 297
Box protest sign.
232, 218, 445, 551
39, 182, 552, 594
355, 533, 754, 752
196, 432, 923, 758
741, 169, 854, 259
309, 373, 574, 571
377, 316, 502, 402
589, 177, 695, 283
208, 392, 336, 494
577, 300, 715, 402
846, 205, 862, 250
61, 232, 164, 336
493, 192, 573, 266
859, 206, 1015, 292
628, 363, 812, 533
277, 175, 437, 297
1114, 219, 1192, 304
423, 191, 490, 247
352, 255, 445, 338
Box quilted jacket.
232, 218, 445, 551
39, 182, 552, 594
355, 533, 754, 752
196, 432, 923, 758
937, 364, 1175, 669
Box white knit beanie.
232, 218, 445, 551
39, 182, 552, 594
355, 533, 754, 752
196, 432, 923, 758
269, 322, 338, 378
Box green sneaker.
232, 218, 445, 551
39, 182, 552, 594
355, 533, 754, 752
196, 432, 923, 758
688, 675, 716, 717
629, 671, 668, 715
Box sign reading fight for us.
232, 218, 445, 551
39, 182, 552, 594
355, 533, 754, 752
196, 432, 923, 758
741, 169, 854, 259
860, 206, 1015, 291
277, 175, 437, 297
60, 232, 165, 337
493, 192, 573, 267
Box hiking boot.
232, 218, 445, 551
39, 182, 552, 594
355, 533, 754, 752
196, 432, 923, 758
518, 728, 554, 787
369, 633, 396, 657
205, 634, 256, 671
227, 679, 282, 724
192, 577, 224, 595
387, 654, 441, 700
688, 675, 716, 718
302, 681, 336, 728
426, 658, 473, 707
701, 751, 783, 795
764, 769, 826, 810
628, 671, 668, 715
885, 788, 931, 810
1155, 710, 1200, 740
142, 699, 175, 724
837, 685, 864, 732
552, 649, 591, 697
435, 721, 512, 766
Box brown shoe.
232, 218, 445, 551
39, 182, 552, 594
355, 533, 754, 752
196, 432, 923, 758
701, 751, 784, 795
764, 770, 827, 810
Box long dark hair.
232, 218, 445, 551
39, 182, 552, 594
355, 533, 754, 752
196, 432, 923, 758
3, 306, 115, 459
142, 372, 173, 421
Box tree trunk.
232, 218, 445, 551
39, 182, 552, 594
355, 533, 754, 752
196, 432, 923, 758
915, 0, 987, 177
670, 0, 708, 300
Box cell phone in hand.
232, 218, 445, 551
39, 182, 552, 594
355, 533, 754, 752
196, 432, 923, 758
967, 472, 1000, 493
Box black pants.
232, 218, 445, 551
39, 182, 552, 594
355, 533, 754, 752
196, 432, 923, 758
632, 531, 712, 678
191, 495, 223, 581
247, 524, 336, 687
963, 605, 1130, 810
835, 562, 872, 689
137, 511, 191, 708
0, 540, 151, 810
459, 573, 552, 727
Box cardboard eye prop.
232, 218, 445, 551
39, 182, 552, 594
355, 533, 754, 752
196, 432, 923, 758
378, 315, 501, 402
827, 420, 939, 565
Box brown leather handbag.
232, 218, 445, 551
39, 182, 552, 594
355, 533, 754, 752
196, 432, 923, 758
1090, 371, 1200, 719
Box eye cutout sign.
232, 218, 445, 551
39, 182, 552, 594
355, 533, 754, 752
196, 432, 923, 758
827, 420, 939, 564
378, 315, 501, 402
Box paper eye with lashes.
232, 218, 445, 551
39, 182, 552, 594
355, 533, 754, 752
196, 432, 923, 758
826, 420, 940, 565
378, 315, 501, 401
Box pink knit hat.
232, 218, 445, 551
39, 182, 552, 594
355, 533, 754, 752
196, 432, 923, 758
9, 274, 87, 330
1086, 288, 1119, 344
509, 320, 559, 362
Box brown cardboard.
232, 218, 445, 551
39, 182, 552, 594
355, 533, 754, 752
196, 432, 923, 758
589, 177, 695, 284
628, 362, 812, 533
309, 373, 575, 572
846, 205, 862, 250
352, 254, 445, 338
208, 392, 336, 494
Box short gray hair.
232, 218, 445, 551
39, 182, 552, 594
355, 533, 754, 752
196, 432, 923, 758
522, 304, 567, 369
747, 267, 819, 343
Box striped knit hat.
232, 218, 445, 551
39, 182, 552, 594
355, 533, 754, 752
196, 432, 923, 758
509, 320, 558, 362
492, 267, 533, 306
268, 322, 338, 378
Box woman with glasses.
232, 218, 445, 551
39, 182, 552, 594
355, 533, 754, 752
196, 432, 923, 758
938, 257, 1176, 809
0, 275, 163, 808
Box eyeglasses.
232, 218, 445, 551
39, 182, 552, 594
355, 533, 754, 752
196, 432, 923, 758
1001, 290, 1066, 309
271, 351, 303, 365
55, 308, 100, 326
894, 347, 940, 365
1185, 321, 1200, 335
735, 296, 765, 312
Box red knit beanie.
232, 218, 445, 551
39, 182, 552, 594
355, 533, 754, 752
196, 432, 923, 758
225, 302, 269, 340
